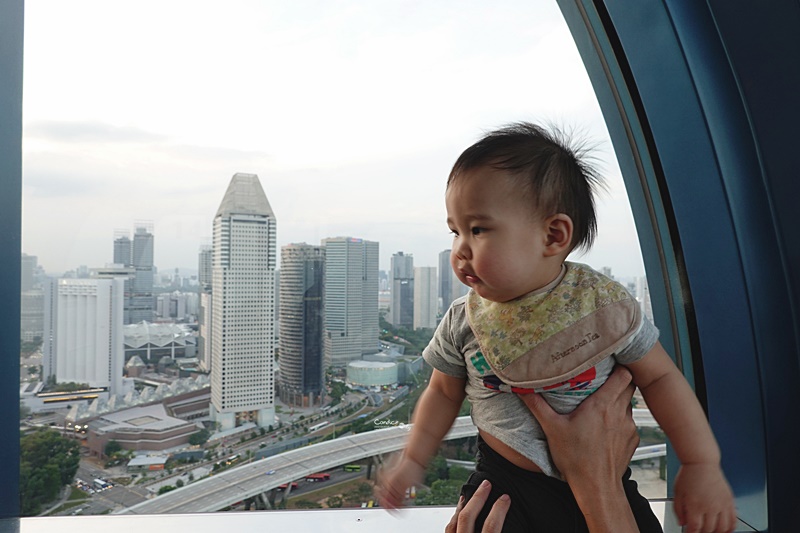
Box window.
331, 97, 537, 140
19, 0, 664, 523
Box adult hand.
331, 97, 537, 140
517, 365, 640, 533
445, 480, 510, 533
518, 365, 638, 483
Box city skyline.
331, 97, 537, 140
21, 1, 646, 280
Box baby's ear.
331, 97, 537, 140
543, 214, 573, 256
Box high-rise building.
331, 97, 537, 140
210, 173, 277, 430
130, 225, 155, 324
438, 249, 453, 314
20, 253, 44, 342
635, 276, 654, 323
21, 253, 37, 292
198, 245, 212, 290
198, 245, 214, 373
322, 237, 379, 366
20, 290, 44, 343
413, 266, 438, 329
113, 231, 132, 266
439, 248, 470, 309
42, 277, 126, 394
112, 226, 154, 325
198, 291, 213, 373
389, 251, 414, 328
278, 243, 325, 407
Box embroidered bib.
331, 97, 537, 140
466, 262, 642, 389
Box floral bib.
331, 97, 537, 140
466, 262, 642, 389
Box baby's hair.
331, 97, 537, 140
447, 122, 604, 252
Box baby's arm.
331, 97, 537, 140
626, 341, 736, 533
377, 368, 466, 509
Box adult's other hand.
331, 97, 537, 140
445, 480, 510, 533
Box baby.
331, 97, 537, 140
379, 123, 736, 532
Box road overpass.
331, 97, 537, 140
120, 412, 660, 515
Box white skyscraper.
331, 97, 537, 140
322, 237, 379, 366
42, 277, 126, 395
210, 173, 277, 430
413, 266, 438, 330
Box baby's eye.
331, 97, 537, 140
449, 228, 459, 237
471, 227, 485, 235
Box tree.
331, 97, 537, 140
189, 429, 210, 446
448, 466, 471, 483
414, 479, 462, 506
326, 495, 343, 508
176, 479, 184, 488
295, 499, 322, 509
424, 454, 449, 486
19, 401, 31, 420
19, 429, 80, 515
104, 440, 122, 457
158, 485, 176, 495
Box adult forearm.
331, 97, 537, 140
572, 479, 639, 533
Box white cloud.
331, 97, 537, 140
22, 0, 646, 278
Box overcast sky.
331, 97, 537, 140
22, 0, 646, 279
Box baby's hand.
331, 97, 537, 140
673, 463, 736, 533
376, 456, 425, 510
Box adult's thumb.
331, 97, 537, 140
518, 392, 557, 427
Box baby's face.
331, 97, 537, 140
446, 168, 562, 302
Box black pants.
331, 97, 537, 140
460, 438, 663, 533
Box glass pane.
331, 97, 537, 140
20, 0, 664, 525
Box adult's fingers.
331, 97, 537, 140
482, 494, 510, 533
445, 496, 467, 533
446, 480, 509, 533
594, 365, 635, 405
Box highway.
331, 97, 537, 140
119, 416, 476, 515
120, 411, 660, 515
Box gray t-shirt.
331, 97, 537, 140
423, 293, 659, 479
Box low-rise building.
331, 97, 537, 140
86, 403, 200, 458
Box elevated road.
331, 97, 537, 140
121, 411, 660, 515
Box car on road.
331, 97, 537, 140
266, 470, 276, 475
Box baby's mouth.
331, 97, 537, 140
464, 273, 480, 284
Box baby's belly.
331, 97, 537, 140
479, 430, 544, 473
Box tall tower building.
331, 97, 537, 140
43, 276, 126, 394
198, 245, 213, 290
278, 243, 325, 407
439, 248, 470, 310
635, 276, 654, 323
112, 232, 133, 324
438, 249, 453, 314
322, 237, 379, 366
21, 253, 37, 292
198, 244, 214, 373
210, 173, 277, 430
113, 232, 132, 266
130, 225, 155, 324
20, 253, 44, 343
413, 266, 438, 330
389, 251, 414, 328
